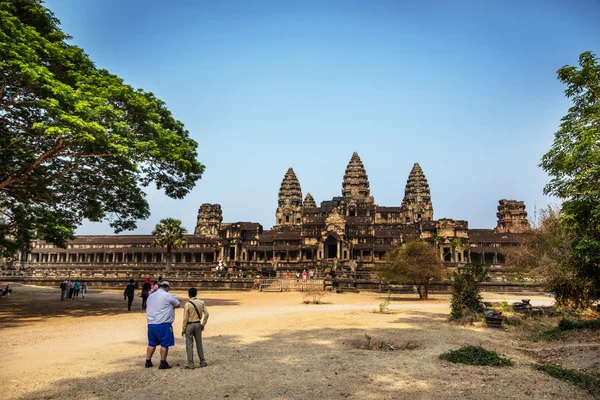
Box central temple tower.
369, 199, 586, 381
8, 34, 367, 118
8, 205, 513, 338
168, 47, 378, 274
401, 162, 434, 223
341, 152, 374, 204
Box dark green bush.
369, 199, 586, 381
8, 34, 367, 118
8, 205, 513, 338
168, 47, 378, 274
439, 345, 512, 366
534, 364, 600, 397
450, 263, 488, 319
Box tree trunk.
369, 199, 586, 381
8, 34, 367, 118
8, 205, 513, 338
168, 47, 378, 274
416, 285, 423, 299
424, 282, 429, 299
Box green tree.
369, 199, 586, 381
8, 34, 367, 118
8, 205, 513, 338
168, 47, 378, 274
374, 241, 444, 299
505, 206, 593, 309
0, 0, 204, 257
540, 51, 600, 299
152, 218, 187, 271
449, 263, 488, 319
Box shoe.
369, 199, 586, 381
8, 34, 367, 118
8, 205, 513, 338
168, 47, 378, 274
199, 360, 208, 368
184, 365, 195, 370
145, 360, 153, 368
158, 362, 172, 370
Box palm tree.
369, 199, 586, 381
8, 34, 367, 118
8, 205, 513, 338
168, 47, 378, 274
152, 218, 188, 272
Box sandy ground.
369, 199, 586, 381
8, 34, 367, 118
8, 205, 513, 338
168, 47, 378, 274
0, 283, 594, 400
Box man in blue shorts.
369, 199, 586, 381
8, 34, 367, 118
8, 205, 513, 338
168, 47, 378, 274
145, 280, 180, 369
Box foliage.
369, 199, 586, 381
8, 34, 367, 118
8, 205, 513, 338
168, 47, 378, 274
0, 0, 204, 257
374, 241, 444, 299
449, 263, 487, 319
378, 291, 391, 313
539, 51, 600, 303
302, 286, 328, 304
535, 318, 600, 341
152, 218, 187, 270
439, 345, 512, 366
505, 206, 594, 309
534, 364, 600, 397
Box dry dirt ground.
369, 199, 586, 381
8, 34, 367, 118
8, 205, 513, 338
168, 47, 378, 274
0, 283, 594, 400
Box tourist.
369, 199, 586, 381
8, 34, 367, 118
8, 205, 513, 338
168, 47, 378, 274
296, 271, 300, 282
309, 270, 314, 279
151, 280, 159, 293
60, 280, 67, 301
1, 285, 12, 296
73, 279, 81, 299
141, 278, 152, 310
81, 280, 88, 298
181, 287, 209, 369
286, 270, 290, 279
124, 279, 136, 311
302, 269, 307, 280
67, 280, 73, 298
145, 281, 180, 369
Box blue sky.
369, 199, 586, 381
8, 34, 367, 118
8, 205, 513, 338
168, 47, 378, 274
44, 0, 600, 233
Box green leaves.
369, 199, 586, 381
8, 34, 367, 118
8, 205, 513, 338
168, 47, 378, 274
0, 0, 204, 256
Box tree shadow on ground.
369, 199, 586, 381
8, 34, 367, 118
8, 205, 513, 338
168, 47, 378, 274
13, 325, 593, 400
0, 284, 240, 330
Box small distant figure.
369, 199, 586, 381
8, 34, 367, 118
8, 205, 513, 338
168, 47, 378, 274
141, 278, 152, 310
286, 270, 290, 279
309, 270, 314, 280
302, 269, 307, 280
60, 280, 67, 301
1, 285, 12, 296
182, 287, 209, 369
81, 280, 88, 298
124, 279, 136, 311
151, 280, 159, 293
145, 281, 180, 369
67, 280, 73, 298
296, 271, 300, 282
73, 279, 81, 299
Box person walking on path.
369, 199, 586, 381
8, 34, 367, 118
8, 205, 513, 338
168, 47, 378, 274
73, 280, 81, 299
145, 281, 180, 369
67, 280, 73, 298
124, 279, 136, 311
60, 280, 67, 301
181, 287, 209, 369
141, 278, 152, 310
81, 280, 88, 298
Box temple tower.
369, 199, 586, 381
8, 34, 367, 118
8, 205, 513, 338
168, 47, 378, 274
275, 168, 303, 227
341, 152, 374, 204
495, 200, 529, 233
401, 162, 434, 223
303, 192, 317, 208
194, 203, 223, 237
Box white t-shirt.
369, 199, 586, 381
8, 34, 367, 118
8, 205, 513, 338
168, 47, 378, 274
146, 288, 180, 325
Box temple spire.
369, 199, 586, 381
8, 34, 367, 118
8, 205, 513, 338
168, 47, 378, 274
401, 162, 434, 222
275, 168, 303, 227
303, 192, 316, 208
341, 152, 372, 202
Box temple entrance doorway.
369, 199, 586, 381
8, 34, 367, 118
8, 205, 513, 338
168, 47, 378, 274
325, 236, 338, 259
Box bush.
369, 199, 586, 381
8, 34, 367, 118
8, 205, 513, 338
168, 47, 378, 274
535, 318, 600, 341
378, 291, 391, 313
302, 286, 328, 304
439, 345, 512, 366
534, 364, 600, 397
450, 263, 488, 319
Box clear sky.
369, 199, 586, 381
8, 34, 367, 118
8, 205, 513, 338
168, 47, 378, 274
44, 0, 600, 234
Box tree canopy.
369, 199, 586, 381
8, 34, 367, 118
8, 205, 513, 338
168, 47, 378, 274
152, 218, 187, 270
374, 241, 444, 299
540, 51, 600, 296
0, 0, 204, 257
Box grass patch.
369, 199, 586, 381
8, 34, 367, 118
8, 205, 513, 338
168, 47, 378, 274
534, 318, 600, 342
534, 364, 600, 397
439, 345, 512, 366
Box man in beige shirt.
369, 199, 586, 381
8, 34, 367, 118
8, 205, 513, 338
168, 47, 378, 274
181, 287, 209, 369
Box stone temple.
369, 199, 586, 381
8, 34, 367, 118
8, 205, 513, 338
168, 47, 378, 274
8, 152, 530, 285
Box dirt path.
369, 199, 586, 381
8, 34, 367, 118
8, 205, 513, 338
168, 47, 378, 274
0, 284, 591, 399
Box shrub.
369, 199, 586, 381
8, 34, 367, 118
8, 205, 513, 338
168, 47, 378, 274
450, 263, 488, 319
439, 345, 512, 366
302, 286, 328, 304
534, 364, 600, 397
535, 318, 600, 341
378, 291, 391, 313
